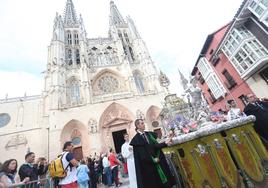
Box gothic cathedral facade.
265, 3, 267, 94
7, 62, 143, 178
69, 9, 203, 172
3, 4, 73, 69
0, 0, 166, 163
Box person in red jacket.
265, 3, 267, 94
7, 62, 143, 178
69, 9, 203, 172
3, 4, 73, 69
108, 148, 122, 187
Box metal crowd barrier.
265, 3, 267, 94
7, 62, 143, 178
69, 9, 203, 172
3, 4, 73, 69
7, 178, 54, 188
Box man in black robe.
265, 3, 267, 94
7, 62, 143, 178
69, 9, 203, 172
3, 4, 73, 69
130, 119, 175, 188
244, 93, 268, 144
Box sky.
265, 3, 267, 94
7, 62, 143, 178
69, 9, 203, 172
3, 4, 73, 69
0, 0, 243, 99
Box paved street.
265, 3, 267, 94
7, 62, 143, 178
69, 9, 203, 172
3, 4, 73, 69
98, 176, 129, 188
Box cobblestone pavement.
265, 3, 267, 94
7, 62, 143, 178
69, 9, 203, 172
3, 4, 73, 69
98, 176, 129, 188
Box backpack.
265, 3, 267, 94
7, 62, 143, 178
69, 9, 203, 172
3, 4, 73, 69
48, 152, 69, 178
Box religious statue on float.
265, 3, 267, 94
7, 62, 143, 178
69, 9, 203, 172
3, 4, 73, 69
183, 76, 210, 126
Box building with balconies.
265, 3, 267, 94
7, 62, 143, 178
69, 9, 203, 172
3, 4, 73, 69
215, 0, 268, 98
191, 24, 253, 112
191, 0, 268, 112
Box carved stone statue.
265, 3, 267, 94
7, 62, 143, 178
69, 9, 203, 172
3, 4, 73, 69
88, 118, 98, 133
158, 71, 170, 93
136, 109, 145, 120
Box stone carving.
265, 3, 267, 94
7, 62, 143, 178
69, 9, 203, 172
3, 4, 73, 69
100, 103, 133, 128
88, 118, 98, 133
121, 112, 129, 119
97, 75, 120, 94
111, 107, 119, 117
158, 71, 170, 92
71, 129, 82, 139
136, 109, 145, 120
88, 49, 119, 67
16, 102, 24, 127
5, 134, 27, 149
146, 106, 161, 122
104, 113, 113, 124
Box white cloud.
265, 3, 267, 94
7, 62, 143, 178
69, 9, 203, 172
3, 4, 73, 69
0, 0, 243, 98
0, 71, 43, 98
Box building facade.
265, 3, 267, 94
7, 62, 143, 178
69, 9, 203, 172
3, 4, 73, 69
192, 0, 268, 111
0, 0, 166, 164
191, 25, 253, 112
217, 0, 268, 99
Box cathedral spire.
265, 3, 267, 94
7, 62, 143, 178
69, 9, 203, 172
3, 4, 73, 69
109, 1, 126, 26
79, 14, 87, 41
126, 16, 141, 39
52, 12, 64, 42
178, 69, 188, 90
63, 0, 78, 27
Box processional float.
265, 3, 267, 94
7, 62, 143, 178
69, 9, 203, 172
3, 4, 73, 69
158, 73, 268, 188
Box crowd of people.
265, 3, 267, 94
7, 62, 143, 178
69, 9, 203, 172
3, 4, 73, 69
0, 153, 47, 188
0, 93, 267, 188
0, 118, 176, 188
0, 144, 127, 188
208, 93, 268, 148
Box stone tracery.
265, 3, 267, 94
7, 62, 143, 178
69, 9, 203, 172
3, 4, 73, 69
92, 71, 126, 95
99, 102, 133, 128
88, 118, 98, 133
88, 47, 120, 67
67, 78, 80, 102
5, 134, 27, 150
97, 75, 119, 93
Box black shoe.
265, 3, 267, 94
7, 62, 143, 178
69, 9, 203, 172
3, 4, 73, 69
116, 182, 123, 187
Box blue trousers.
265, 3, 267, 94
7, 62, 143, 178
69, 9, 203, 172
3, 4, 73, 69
104, 167, 112, 186
78, 180, 89, 188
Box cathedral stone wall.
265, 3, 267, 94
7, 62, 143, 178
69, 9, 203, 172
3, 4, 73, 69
47, 93, 164, 160
0, 98, 45, 165
0, 0, 167, 165
0, 93, 164, 165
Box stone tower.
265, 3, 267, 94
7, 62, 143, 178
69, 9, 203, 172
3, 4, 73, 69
42, 0, 165, 158
43, 0, 163, 113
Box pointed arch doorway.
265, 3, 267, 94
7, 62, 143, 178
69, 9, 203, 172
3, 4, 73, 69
60, 120, 90, 160
112, 129, 127, 153
99, 102, 134, 153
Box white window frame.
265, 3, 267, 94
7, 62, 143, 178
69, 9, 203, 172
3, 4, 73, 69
222, 27, 268, 77
197, 57, 226, 99
248, 0, 268, 26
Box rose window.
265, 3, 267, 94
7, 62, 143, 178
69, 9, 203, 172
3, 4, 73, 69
97, 75, 119, 93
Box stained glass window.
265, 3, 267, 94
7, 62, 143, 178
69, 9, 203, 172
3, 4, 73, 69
0, 113, 11, 128
97, 75, 119, 94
